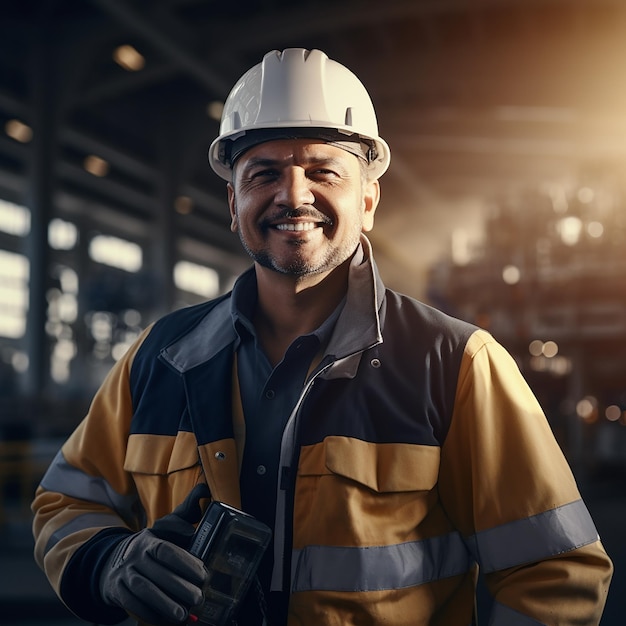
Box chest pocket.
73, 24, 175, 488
321, 435, 439, 492
124, 431, 203, 524
298, 437, 441, 493
294, 436, 442, 547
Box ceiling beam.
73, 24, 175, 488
88, 0, 232, 95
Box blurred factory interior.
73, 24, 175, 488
0, 0, 625, 624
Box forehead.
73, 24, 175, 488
235, 138, 360, 170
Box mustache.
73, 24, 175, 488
262, 207, 333, 226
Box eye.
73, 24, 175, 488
310, 167, 340, 180
250, 168, 279, 180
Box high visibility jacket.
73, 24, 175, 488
32, 238, 612, 625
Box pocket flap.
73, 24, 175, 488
302, 436, 440, 493
124, 432, 199, 475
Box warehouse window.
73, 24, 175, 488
49, 218, 78, 250
174, 260, 219, 298
0, 249, 29, 338
89, 234, 142, 272
0, 199, 30, 236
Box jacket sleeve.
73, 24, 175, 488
438, 329, 613, 625
31, 327, 152, 622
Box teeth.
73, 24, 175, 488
276, 222, 317, 232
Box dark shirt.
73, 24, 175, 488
230, 271, 343, 624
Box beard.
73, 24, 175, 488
234, 203, 364, 278
238, 230, 360, 277
246, 240, 312, 276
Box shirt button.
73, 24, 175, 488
265, 389, 275, 399
256, 465, 267, 476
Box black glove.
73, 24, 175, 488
99, 483, 211, 625
151, 483, 211, 547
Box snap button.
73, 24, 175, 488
370, 358, 381, 368
265, 389, 275, 399
256, 465, 267, 476
214, 451, 226, 460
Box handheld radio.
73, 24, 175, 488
188, 501, 272, 626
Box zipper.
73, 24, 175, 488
270, 359, 333, 592
270, 338, 382, 593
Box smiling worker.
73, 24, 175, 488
32, 48, 612, 626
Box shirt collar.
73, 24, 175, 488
230, 268, 345, 348
229, 235, 383, 358
230, 268, 257, 341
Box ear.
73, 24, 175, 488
361, 179, 380, 233
227, 183, 238, 232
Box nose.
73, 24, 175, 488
274, 167, 315, 208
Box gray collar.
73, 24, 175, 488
161, 235, 384, 374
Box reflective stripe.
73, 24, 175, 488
489, 601, 545, 625
291, 531, 472, 592
40, 450, 138, 524
468, 500, 598, 574
45, 511, 124, 554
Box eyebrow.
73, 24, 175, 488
240, 155, 347, 174
240, 157, 281, 171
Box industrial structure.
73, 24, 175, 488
0, 2, 625, 620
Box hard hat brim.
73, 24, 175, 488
208, 125, 390, 181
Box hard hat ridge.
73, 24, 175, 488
208, 48, 391, 181
255, 49, 332, 126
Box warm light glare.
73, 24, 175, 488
451, 229, 472, 266
84, 155, 109, 177
529, 354, 572, 376
174, 196, 193, 215
542, 340, 559, 358
587, 221, 604, 238
577, 187, 595, 204
207, 101, 224, 121
557, 216, 583, 246
113, 44, 145, 71
5, 119, 33, 143
494, 106, 577, 123
605, 405, 622, 422
576, 396, 598, 422
550, 356, 572, 376
502, 264, 520, 285
547, 184, 569, 214
529, 340, 544, 356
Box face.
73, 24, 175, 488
227, 139, 380, 279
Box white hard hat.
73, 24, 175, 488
208, 48, 391, 181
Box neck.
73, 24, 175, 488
252, 261, 350, 366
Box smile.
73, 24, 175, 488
275, 222, 318, 232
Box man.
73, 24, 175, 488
33, 48, 612, 626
